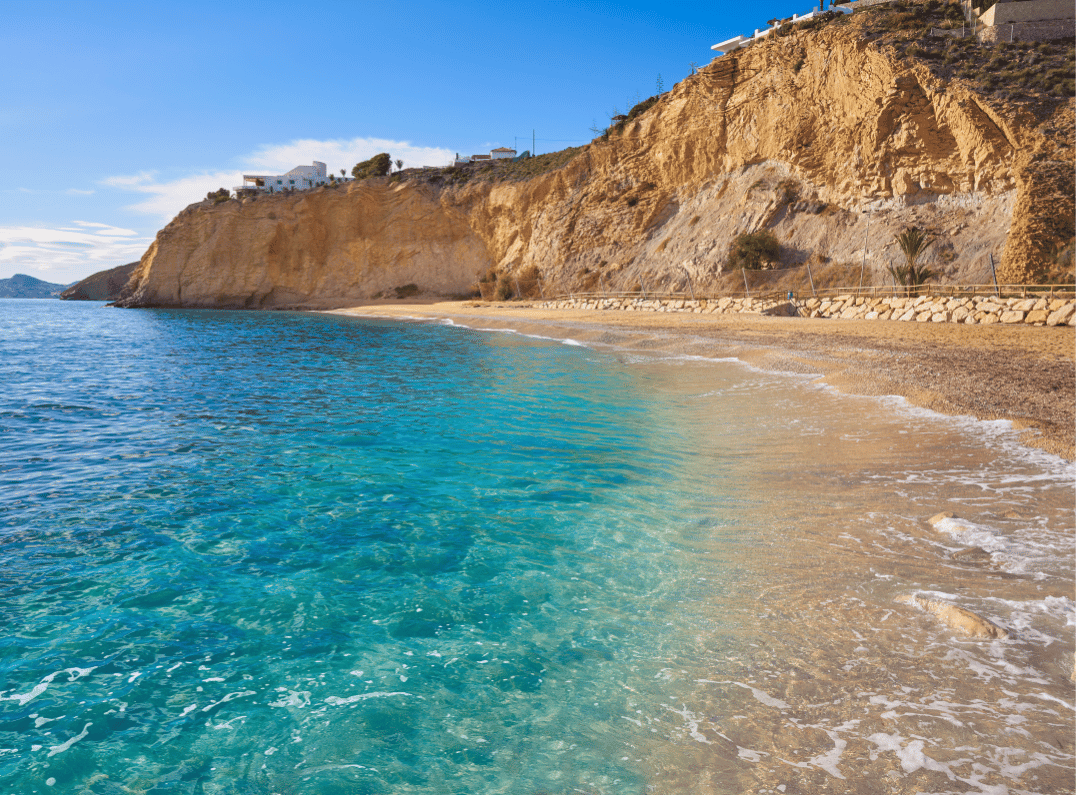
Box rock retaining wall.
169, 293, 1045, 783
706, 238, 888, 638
537, 294, 1076, 327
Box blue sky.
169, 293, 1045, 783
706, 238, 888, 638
1, 0, 816, 284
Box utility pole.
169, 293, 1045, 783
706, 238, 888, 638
533, 129, 536, 156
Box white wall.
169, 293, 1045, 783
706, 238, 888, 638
982, 0, 1075, 25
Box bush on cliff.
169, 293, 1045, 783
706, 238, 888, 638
352, 153, 391, 180
207, 188, 230, 204
727, 230, 780, 270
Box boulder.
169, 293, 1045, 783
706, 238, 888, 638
1047, 303, 1075, 326
897, 595, 1009, 639
951, 547, 993, 564
762, 301, 798, 317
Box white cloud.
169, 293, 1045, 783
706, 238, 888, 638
103, 137, 456, 225
16, 187, 96, 196
0, 223, 151, 282
102, 169, 241, 224
102, 171, 156, 188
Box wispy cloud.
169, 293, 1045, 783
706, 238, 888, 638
15, 187, 97, 196
102, 170, 240, 224
104, 137, 456, 224
0, 222, 150, 280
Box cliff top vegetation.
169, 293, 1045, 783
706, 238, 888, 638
386, 147, 585, 188
766, 0, 1075, 111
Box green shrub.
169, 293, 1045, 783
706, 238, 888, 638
351, 153, 391, 180
943, 2, 964, 22
626, 95, 659, 121
777, 178, 799, 203
494, 274, 515, 300
727, 230, 780, 270
207, 188, 230, 204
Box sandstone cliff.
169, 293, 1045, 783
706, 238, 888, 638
118, 10, 1074, 309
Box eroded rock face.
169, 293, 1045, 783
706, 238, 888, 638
117, 185, 491, 309
118, 23, 1073, 309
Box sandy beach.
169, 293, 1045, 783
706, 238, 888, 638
333, 300, 1076, 461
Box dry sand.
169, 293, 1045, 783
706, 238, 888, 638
331, 300, 1076, 461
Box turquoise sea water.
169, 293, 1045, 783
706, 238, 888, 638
1, 299, 1073, 794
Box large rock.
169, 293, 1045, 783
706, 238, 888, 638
1047, 303, 1075, 326
897, 595, 1010, 640
762, 301, 799, 317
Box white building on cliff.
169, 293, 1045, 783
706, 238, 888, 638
237, 161, 328, 193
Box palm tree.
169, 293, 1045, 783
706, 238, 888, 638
395, 158, 404, 172
889, 226, 936, 297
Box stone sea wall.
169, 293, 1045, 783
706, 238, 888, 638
537, 294, 1076, 327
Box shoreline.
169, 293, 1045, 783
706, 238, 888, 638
329, 300, 1076, 461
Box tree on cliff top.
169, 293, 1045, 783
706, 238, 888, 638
352, 153, 391, 180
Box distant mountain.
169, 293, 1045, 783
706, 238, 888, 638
0, 274, 73, 299
60, 262, 139, 301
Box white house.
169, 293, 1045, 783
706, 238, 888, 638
237, 161, 328, 193
453, 147, 518, 166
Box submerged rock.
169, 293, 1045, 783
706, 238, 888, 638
928, 511, 956, 526
897, 595, 1010, 640
950, 547, 994, 564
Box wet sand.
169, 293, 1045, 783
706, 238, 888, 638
331, 300, 1076, 461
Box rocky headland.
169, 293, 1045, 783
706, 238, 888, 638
115, 4, 1075, 310
60, 262, 138, 301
